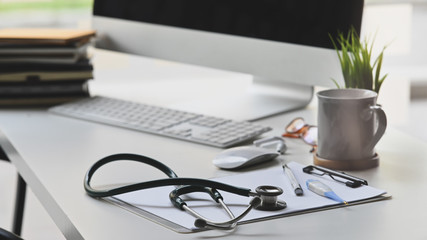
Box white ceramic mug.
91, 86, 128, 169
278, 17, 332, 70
316, 89, 387, 164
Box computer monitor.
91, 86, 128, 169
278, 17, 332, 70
92, 0, 364, 121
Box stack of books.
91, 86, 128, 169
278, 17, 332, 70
0, 28, 96, 107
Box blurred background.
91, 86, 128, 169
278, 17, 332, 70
0, 0, 426, 239
0, 0, 92, 29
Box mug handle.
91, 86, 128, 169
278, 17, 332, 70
366, 105, 387, 152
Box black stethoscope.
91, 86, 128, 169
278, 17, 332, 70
84, 153, 287, 230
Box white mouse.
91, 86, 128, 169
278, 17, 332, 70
213, 146, 279, 170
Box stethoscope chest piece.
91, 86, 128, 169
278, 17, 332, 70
254, 185, 287, 211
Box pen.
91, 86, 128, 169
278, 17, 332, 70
283, 164, 303, 196
306, 179, 348, 205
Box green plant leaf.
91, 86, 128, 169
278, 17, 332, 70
330, 27, 388, 95
331, 78, 342, 89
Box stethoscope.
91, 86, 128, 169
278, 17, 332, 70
84, 153, 287, 230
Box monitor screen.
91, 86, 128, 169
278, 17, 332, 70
92, 0, 364, 120
94, 0, 362, 50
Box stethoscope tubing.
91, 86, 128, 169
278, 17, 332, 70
84, 153, 253, 199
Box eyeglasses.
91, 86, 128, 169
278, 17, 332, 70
282, 117, 317, 151
303, 165, 368, 188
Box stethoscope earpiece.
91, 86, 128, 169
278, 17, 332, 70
250, 196, 262, 208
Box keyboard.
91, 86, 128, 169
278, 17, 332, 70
48, 96, 272, 148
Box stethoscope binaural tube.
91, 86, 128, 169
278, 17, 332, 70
193, 197, 262, 230
84, 153, 254, 198
170, 185, 262, 230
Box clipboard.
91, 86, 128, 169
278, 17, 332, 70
108, 162, 390, 233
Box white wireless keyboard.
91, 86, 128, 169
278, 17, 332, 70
48, 96, 271, 148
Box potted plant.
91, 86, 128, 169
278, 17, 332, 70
314, 28, 389, 170
330, 27, 388, 94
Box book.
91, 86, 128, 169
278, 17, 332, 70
0, 95, 89, 107
0, 55, 89, 64
0, 71, 93, 82
0, 42, 89, 55
0, 60, 93, 73
0, 80, 89, 97
0, 42, 91, 64
0, 28, 96, 45
0, 28, 95, 107
0, 81, 90, 107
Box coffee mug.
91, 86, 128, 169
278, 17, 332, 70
316, 89, 387, 169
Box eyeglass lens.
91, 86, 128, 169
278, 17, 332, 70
302, 126, 317, 146
286, 118, 306, 133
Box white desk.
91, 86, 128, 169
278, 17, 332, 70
0, 50, 426, 239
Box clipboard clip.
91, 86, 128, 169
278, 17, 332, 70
302, 165, 368, 188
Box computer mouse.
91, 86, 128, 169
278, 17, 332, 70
213, 146, 279, 170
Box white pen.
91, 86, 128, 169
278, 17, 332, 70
283, 164, 303, 196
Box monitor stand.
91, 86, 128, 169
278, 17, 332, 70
170, 78, 314, 121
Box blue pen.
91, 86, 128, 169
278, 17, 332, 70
306, 179, 348, 205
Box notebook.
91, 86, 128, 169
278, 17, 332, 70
0, 28, 96, 45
